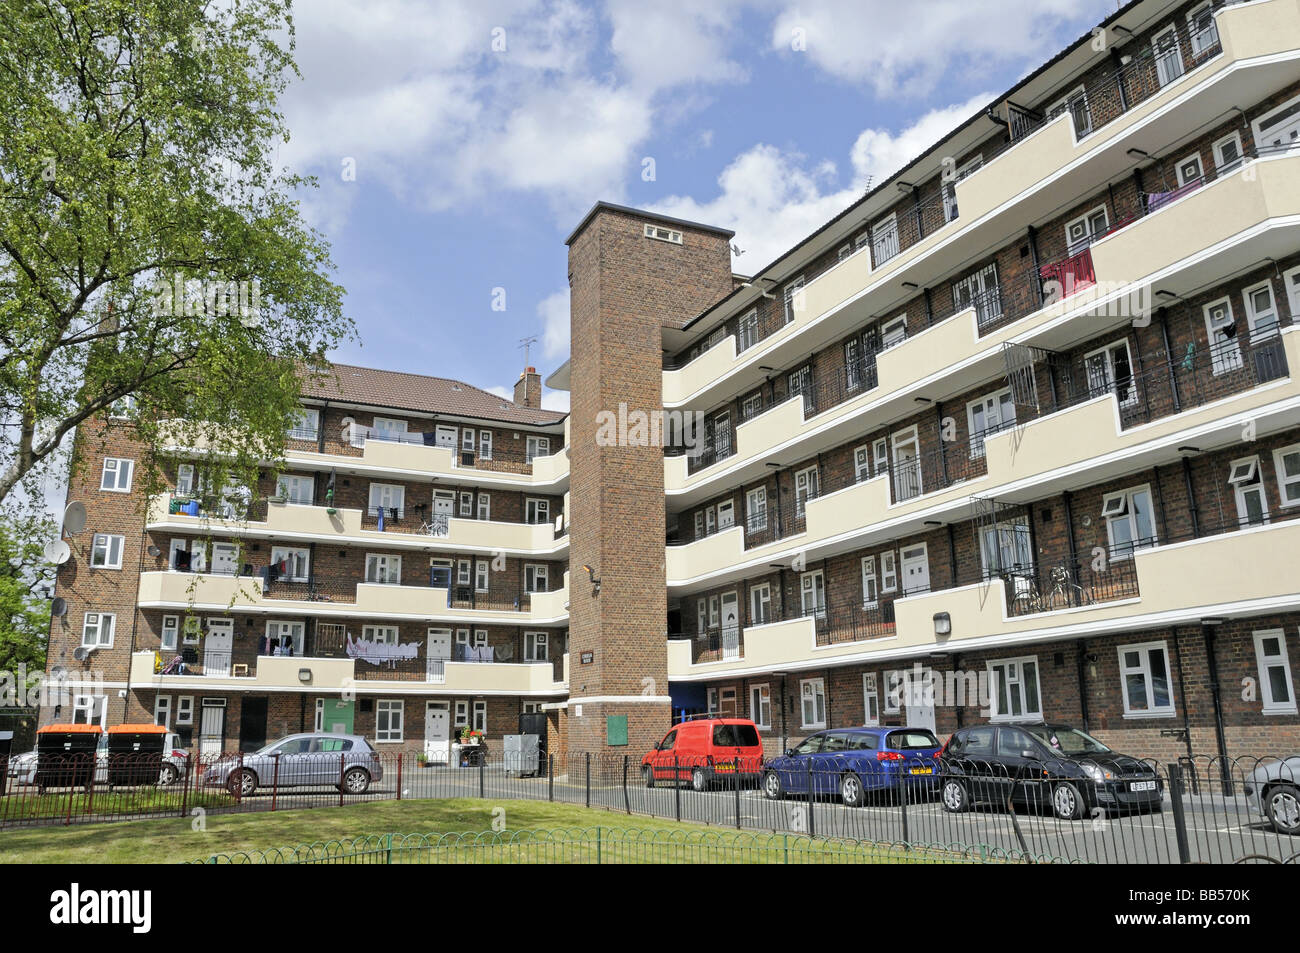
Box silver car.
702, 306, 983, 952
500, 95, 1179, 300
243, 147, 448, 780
1244, 756, 1300, 835
6, 732, 191, 786
202, 733, 383, 797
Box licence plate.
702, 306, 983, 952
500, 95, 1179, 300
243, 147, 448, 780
716, 764, 734, 772
1130, 780, 1156, 792
909, 767, 933, 775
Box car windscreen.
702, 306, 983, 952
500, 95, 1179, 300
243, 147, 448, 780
1024, 725, 1112, 756
886, 730, 941, 750
713, 723, 759, 747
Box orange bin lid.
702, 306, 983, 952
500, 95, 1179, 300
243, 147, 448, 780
107, 723, 169, 734
38, 723, 104, 734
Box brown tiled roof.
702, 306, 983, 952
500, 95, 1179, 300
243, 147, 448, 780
300, 362, 566, 427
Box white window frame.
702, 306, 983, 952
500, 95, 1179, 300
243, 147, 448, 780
524, 563, 548, 594
266, 620, 306, 655
289, 407, 321, 441
270, 546, 310, 582
1253, 629, 1297, 715
880, 313, 907, 348
176, 696, 194, 726
1284, 265, 1300, 319
276, 473, 315, 505
799, 570, 826, 620
872, 438, 888, 477
154, 695, 172, 729
1048, 86, 1091, 138
89, 533, 125, 569
82, 612, 115, 648
372, 416, 409, 440
101, 457, 134, 492
986, 656, 1043, 722
750, 683, 772, 729
1175, 151, 1204, 188
454, 701, 469, 727
871, 213, 899, 265
745, 487, 767, 532
1152, 23, 1185, 88
1102, 484, 1157, 560
1272, 443, 1300, 508
853, 445, 872, 482
716, 499, 735, 530
175, 463, 196, 497
458, 491, 474, 518
375, 699, 405, 743
524, 631, 549, 662
749, 583, 772, 625
472, 701, 488, 732
881, 551, 898, 592
740, 391, 764, 420
368, 482, 406, 519
1083, 338, 1139, 407
1063, 205, 1107, 255
1203, 296, 1244, 375
161, 614, 180, 652
362, 624, 399, 645
966, 388, 1016, 459
1212, 131, 1244, 174
862, 673, 880, 726
860, 556, 878, 609
477, 494, 491, 521
783, 275, 806, 324
364, 553, 402, 586
526, 498, 550, 525
1227, 455, 1268, 527
1118, 640, 1176, 718
799, 677, 827, 730
1242, 280, 1280, 341
72, 694, 107, 727
475, 559, 490, 593
109, 395, 137, 418
1187, 2, 1220, 59
793, 464, 819, 518
737, 309, 759, 352
525, 435, 551, 463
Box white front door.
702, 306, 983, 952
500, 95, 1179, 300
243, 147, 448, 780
210, 543, 238, 576
425, 702, 450, 763
199, 700, 226, 757
435, 426, 457, 448
720, 591, 741, 660
892, 429, 921, 500
901, 544, 931, 595
426, 628, 450, 683
800, 571, 826, 619
204, 619, 233, 676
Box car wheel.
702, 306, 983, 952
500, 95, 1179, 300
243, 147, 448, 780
642, 765, 655, 789
158, 763, 179, 786
1265, 783, 1300, 836
840, 772, 866, 808
228, 769, 257, 798
342, 767, 370, 794
941, 778, 968, 813
762, 769, 784, 800
691, 767, 709, 792
1052, 781, 1086, 821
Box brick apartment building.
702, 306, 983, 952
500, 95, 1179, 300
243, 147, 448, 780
43, 0, 1300, 766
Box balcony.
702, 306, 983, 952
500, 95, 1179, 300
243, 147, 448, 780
130, 650, 355, 690
135, 570, 571, 624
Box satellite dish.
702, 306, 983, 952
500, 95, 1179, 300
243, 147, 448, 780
51, 597, 67, 617
73, 646, 90, 661
63, 501, 87, 535
147, 545, 161, 557
43, 540, 71, 565
49, 665, 67, 680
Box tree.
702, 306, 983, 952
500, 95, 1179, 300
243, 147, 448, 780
0, 510, 54, 692
0, 0, 351, 512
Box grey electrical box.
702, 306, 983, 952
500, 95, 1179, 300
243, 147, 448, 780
503, 733, 540, 777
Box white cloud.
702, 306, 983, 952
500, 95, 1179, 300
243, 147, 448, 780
538, 289, 570, 361
650, 94, 993, 268
770, 0, 1114, 97
541, 391, 571, 412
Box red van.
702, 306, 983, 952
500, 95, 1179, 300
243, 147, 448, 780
641, 718, 765, 791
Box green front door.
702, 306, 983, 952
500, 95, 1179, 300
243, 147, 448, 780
319, 699, 354, 734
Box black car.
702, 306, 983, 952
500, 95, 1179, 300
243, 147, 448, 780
938, 722, 1163, 820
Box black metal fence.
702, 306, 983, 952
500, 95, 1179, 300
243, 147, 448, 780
9, 749, 1297, 864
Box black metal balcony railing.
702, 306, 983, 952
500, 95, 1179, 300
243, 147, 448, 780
345, 424, 558, 474
997, 557, 1141, 618
285, 427, 320, 443
155, 650, 235, 678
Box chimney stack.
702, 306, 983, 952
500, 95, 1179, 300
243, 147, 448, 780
514, 366, 542, 408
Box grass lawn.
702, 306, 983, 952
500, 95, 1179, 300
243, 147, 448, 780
0, 799, 972, 864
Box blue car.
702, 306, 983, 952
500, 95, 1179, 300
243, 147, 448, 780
761, 726, 943, 807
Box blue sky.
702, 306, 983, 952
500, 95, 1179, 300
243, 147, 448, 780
279, 0, 1118, 411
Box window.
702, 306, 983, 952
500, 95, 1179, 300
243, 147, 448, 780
368, 483, 405, 519
1203, 297, 1243, 374
740, 391, 764, 420
477, 494, 490, 521
1274, 444, 1300, 507
891, 427, 921, 500
745, 487, 767, 532
73, 694, 107, 727
1103, 485, 1157, 559
526, 498, 550, 525
1152, 24, 1184, 87
176, 696, 194, 726
861, 556, 878, 608
1084, 339, 1137, 406
1064, 206, 1108, 255
459, 491, 474, 518
109, 395, 137, 418
951, 262, 1001, 326
786, 366, 814, 416
1187, 2, 1219, 58
967, 389, 1016, 458
525, 435, 551, 463
276, 474, 314, 505
153, 695, 172, 729
524, 631, 548, 661
737, 309, 759, 352
176, 464, 195, 497
478, 430, 493, 460
644, 223, 683, 244
89, 533, 124, 569
862, 673, 880, 726
468, 700, 487, 732
783, 276, 806, 324
268, 620, 306, 655
1048, 86, 1091, 138
364, 553, 401, 585
288, 407, 320, 441
161, 615, 180, 652
749, 583, 772, 624
101, 458, 134, 492
517, 563, 545, 594
457, 560, 472, 587
881, 552, 897, 592
942, 156, 983, 222
1213, 131, 1244, 174
800, 678, 827, 729
372, 416, 408, 441
1253, 629, 1296, 714
264, 546, 307, 582
375, 700, 404, 742
844, 338, 864, 391
82, 612, 115, 648
716, 499, 735, 531
793, 465, 819, 517
1119, 641, 1175, 717
872, 438, 889, 477
1242, 281, 1280, 341
475, 560, 489, 592
853, 445, 872, 482
880, 313, 907, 349
871, 214, 899, 265
1228, 456, 1268, 527
1175, 152, 1204, 188
987, 657, 1042, 721
454, 701, 469, 727
800, 570, 826, 619
363, 625, 399, 645
979, 517, 1033, 576
750, 684, 771, 729
182, 616, 202, 644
